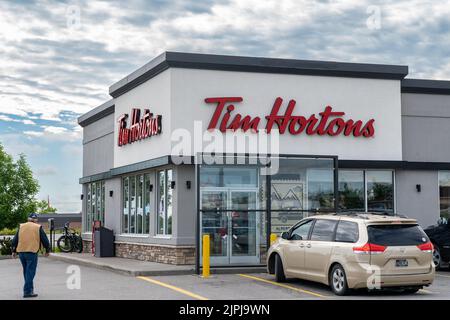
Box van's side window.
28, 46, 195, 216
335, 221, 359, 243
290, 220, 313, 240
310, 219, 338, 241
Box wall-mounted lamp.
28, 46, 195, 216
186, 181, 191, 189
109, 190, 114, 197
416, 184, 421, 192
80, 194, 84, 200
171, 181, 176, 189
149, 184, 153, 192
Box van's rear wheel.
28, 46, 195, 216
330, 264, 349, 296
274, 254, 286, 282
432, 245, 442, 269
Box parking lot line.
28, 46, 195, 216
137, 276, 209, 300
237, 274, 327, 298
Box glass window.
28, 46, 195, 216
200, 166, 258, 188
310, 219, 337, 241
339, 170, 365, 211
271, 159, 334, 212
158, 170, 166, 234
366, 171, 394, 213
122, 174, 150, 235
137, 175, 144, 234
86, 184, 91, 232
231, 191, 257, 210
367, 224, 428, 246
123, 177, 129, 233
85, 181, 105, 232
335, 221, 359, 243
200, 165, 265, 211
290, 220, 313, 240
130, 176, 136, 233
439, 171, 450, 220
201, 191, 228, 210
167, 169, 173, 235
307, 169, 334, 211
157, 169, 173, 235
144, 174, 151, 234
96, 183, 101, 221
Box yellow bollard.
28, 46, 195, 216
270, 233, 278, 245
202, 234, 210, 278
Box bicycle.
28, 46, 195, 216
57, 222, 83, 253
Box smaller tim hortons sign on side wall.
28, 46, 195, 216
117, 108, 162, 146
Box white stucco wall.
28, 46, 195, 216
113, 68, 403, 168
113, 69, 172, 168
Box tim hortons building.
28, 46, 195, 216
77, 52, 450, 269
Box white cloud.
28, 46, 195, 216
0, 0, 449, 127
0, 133, 48, 157
24, 125, 82, 142
0, 114, 36, 125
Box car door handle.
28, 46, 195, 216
299, 243, 305, 248
306, 243, 311, 248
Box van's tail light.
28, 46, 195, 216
417, 242, 433, 253
353, 243, 387, 254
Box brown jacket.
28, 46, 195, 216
15, 222, 43, 253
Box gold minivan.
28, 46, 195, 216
267, 213, 435, 295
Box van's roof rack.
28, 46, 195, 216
334, 211, 410, 219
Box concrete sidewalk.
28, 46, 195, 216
48, 253, 267, 276
49, 253, 195, 276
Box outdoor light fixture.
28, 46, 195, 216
186, 181, 191, 189
80, 194, 84, 200
416, 184, 421, 192
149, 184, 153, 192
109, 190, 114, 197
171, 181, 176, 189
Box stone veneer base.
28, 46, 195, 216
82, 240, 195, 265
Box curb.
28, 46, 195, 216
209, 267, 267, 275
48, 254, 268, 277
48, 254, 195, 277
0, 255, 13, 260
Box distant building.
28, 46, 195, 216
37, 213, 81, 230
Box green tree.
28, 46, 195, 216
36, 199, 57, 214
0, 143, 39, 229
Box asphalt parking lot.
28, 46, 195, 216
1, 258, 450, 300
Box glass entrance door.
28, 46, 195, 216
201, 189, 260, 265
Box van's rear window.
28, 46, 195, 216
367, 224, 428, 246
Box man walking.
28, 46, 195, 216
12, 213, 50, 298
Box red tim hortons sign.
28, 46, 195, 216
205, 97, 375, 137
117, 108, 162, 146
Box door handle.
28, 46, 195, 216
299, 243, 305, 248
306, 243, 311, 248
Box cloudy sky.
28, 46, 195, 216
0, 0, 449, 212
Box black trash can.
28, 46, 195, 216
94, 227, 115, 257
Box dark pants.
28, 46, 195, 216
18, 252, 38, 295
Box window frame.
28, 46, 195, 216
288, 219, 313, 240
84, 181, 105, 233
121, 173, 152, 236
338, 169, 395, 214
157, 168, 173, 236
365, 170, 395, 213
